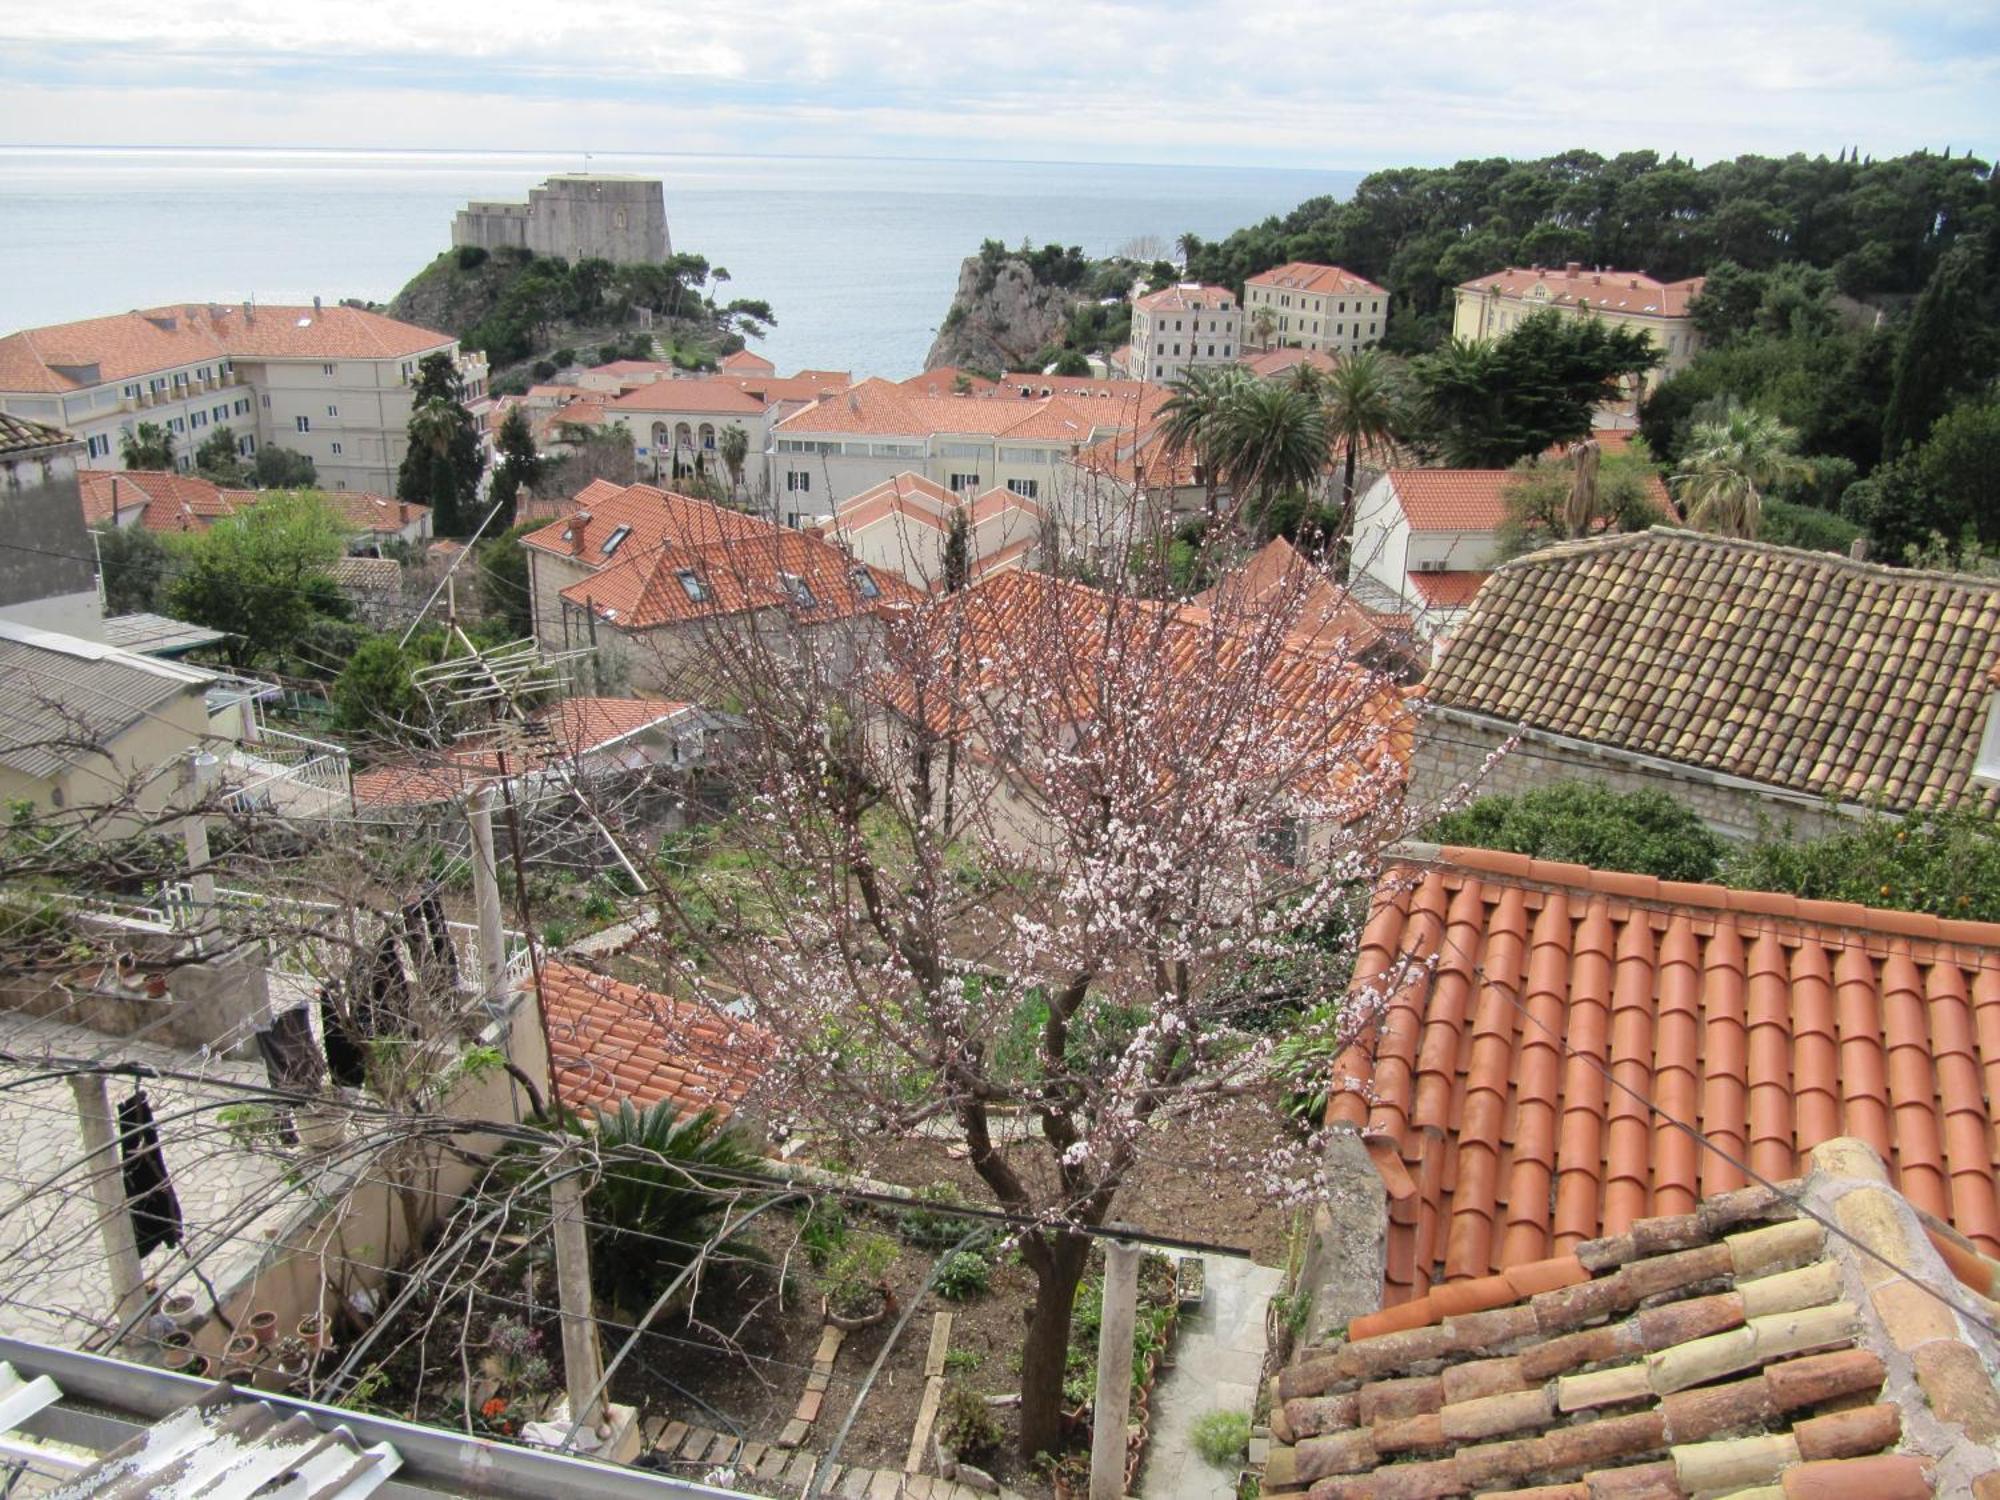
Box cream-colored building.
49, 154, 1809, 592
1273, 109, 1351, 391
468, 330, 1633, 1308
1243, 263, 1387, 355
827, 472, 1043, 591
0, 301, 485, 493
1452, 263, 1706, 391
1129, 284, 1239, 385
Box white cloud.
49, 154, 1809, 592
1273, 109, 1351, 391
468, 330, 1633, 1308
1, 0, 1993, 164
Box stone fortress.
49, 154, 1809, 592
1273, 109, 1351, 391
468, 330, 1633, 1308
451, 174, 672, 265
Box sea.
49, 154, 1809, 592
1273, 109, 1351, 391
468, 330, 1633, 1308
0, 148, 1365, 378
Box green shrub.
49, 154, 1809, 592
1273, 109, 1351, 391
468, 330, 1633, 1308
1427, 781, 1724, 882
455, 245, 489, 270
1191, 1410, 1251, 1468
1761, 496, 1863, 554
897, 1183, 972, 1248
825, 1230, 899, 1317
798, 1201, 849, 1267
934, 1251, 991, 1302
936, 1382, 1003, 1460
1724, 807, 2000, 921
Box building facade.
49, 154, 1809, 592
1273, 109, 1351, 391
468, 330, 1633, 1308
452, 175, 671, 265
1452, 263, 1705, 391
1128, 284, 1239, 385
0, 414, 97, 637
0, 302, 484, 494
1242, 263, 1388, 356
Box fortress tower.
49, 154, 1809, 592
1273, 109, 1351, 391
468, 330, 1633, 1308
452, 175, 672, 265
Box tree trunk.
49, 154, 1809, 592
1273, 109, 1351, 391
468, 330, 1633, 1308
1019, 1230, 1092, 1460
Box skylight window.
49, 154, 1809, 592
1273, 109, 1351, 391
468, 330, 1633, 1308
780, 570, 817, 608
600, 523, 633, 556
676, 569, 709, 603
851, 568, 881, 600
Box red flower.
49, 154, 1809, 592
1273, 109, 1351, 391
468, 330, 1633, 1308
481, 1397, 509, 1418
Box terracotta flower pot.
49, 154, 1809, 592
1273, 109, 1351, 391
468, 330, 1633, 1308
248, 1310, 280, 1345
224, 1332, 261, 1363
165, 1348, 213, 1380
144, 973, 169, 999
161, 1290, 200, 1324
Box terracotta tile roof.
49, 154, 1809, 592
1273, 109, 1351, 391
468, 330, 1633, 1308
77, 469, 254, 532
719, 349, 775, 374
833, 472, 960, 536
518, 482, 775, 567
1385, 467, 1673, 534
1269, 1137, 2000, 1500
0, 412, 72, 454
352, 695, 694, 807
871, 571, 1409, 805
1240, 347, 1341, 380
327, 555, 399, 592
1424, 528, 2000, 814
565, 528, 918, 631
774, 377, 1124, 444
1404, 570, 1489, 608
1458, 263, 1706, 318
898, 369, 1001, 397
588, 359, 677, 378
318, 490, 426, 534
1248, 262, 1388, 298
1330, 844, 2000, 1309
1191, 538, 1386, 657
538, 960, 770, 1122
1133, 283, 1236, 313
2, 303, 452, 393
604, 378, 766, 416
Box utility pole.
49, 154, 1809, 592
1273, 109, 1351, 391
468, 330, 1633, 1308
69, 1074, 147, 1334
1089, 1237, 1140, 1500
466, 787, 508, 1015
549, 1148, 607, 1438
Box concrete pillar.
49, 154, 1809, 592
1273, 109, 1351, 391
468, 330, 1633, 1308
70, 1073, 147, 1334
1090, 1238, 1140, 1500
467, 788, 508, 1012
549, 1151, 606, 1435
180, 752, 219, 934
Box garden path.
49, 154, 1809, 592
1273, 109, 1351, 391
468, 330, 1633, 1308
1140, 1255, 1283, 1500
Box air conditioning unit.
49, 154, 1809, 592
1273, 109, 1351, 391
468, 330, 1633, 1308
1415, 559, 1448, 573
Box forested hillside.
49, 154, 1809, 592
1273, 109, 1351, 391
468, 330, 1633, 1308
1181, 149, 1993, 348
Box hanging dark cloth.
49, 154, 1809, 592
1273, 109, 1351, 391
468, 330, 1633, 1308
256, 1006, 325, 1093
117, 1090, 183, 1259
319, 982, 369, 1090
362, 932, 411, 1035
401, 890, 459, 991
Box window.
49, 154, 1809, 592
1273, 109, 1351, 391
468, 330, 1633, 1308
238, 435, 257, 455
786, 471, 811, 493
149, 378, 166, 394
235, 398, 249, 416
190, 411, 206, 429
1006, 478, 1038, 499
167, 416, 185, 434
851, 568, 881, 600
322, 363, 336, 376
1258, 817, 1303, 869
1207, 344, 1215, 357
779, 570, 817, 608
675, 568, 709, 602
212, 404, 227, 421
296, 415, 311, 432
949, 473, 979, 492
86, 434, 110, 459
122, 384, 140, 400
331, 441, 344, 455
326, 405, 338, 417
600, 523, 633, 556
197, 366, 212, 381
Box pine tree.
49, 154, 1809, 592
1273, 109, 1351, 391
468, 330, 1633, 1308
1883, 241, 1991, 456
488, 406, 542, 530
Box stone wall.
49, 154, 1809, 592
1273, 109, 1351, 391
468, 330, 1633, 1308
1409, 705, 1854, 844
451, 177, 670, 265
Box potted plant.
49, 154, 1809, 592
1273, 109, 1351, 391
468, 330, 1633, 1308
820, 1231, 899, 1330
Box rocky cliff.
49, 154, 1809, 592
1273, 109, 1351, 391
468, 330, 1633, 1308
925, 253, 1097, 372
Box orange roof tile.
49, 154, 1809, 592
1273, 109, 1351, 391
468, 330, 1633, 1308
2, 302, 453, 394
1333, 844, 2000, 1305
1425, 528, 2000, 815
77, 469, 253, 532
604, 379, 766, 416
1133, 283, 1236, 313
317, 490, 426, 534
774, 377, 1126, 445
564, 528, 917, 631
1387, 466, 1673, 532
718, 349, 775, 374
538, 960, 770, 1122
1458, 263, 1705, 318
1404, 570, 1489, 608
1190, 537, 1387, 657
518, 481, 775, 567
352, 696, 693, 807
1240, 347, 1341, 381
1247, 262, 1388, 298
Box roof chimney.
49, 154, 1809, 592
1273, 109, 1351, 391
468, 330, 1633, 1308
313, 295, 322, 315
241, 301, 254, 323
1565, 262, 1582, 276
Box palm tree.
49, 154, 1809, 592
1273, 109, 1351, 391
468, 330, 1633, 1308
1218, 381, 1326, 519
1249, 305, 1278, 351
1158, 365, 1251, 517
1321, 350, 1403, 516
119, 421, 176, 471
408, 397, 460, 463
719, 423, 750, 504
1674, 401, 1808, 540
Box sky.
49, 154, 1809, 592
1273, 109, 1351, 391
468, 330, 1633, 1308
1, 0, 1995, 169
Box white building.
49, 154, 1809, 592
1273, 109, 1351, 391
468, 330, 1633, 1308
1242, 263, 1388, 355
0, 302, 486, 494
826, 471, 1043, 591
1128, 284, 1239, 385
603, 371, 850, 501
